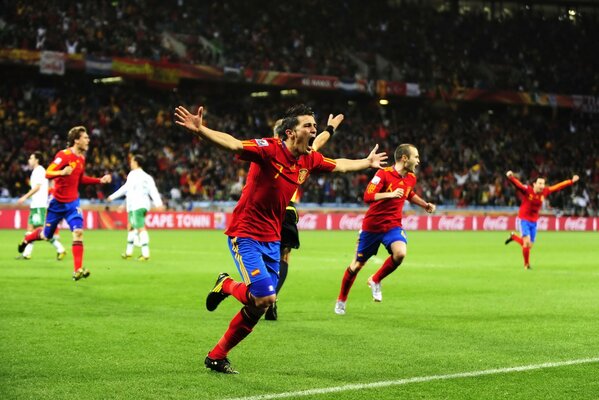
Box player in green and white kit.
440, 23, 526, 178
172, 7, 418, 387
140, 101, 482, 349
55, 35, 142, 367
107, 154, 164, 261
16, 151, 66, 260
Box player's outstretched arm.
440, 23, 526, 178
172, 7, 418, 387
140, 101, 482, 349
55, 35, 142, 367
548, 174, 579, 193
312, 114, 343, 152
410, 193, 436, 213
505, 170, 526, 191
174, 105, 243, 153
333, 144, 388, 172
17, 184, 42, 204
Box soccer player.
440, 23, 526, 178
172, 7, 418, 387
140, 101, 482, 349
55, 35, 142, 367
16, 151, 66, 260
17, 126, 112, 280
107, 154, 165, 261
334, 143, 436, 316
264, 115, 341, 321
504, 170, 579, 269
174, 103, 387, 374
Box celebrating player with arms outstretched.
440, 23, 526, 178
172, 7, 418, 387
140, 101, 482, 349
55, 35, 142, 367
18, 126, 111, 280
264, 114, 341, 321
335, 143, 436, 315
504, 170, 579, 269
175, 103, 387, 374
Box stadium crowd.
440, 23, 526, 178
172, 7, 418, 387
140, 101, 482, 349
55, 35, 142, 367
1, 77, 597, 216
1, 0, 598, 94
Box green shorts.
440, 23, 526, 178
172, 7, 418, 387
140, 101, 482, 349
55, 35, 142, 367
28, 207, 47, 228
128, 208, 148, 229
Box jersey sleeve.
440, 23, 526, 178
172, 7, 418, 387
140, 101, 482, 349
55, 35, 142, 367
108, 180, 128, 201
309, 151, 337, 173
406, 174, 417, 200
45, 151, 67, 179
507, 175, 528, 193
31, 168, 45, 186
148, 176, 164, 208
236, 138, 276, 164
547, 179, 574, 194
363, 170, 386, 203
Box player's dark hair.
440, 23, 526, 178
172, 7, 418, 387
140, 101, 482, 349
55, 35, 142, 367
31, 151, 44, 165
279, 104, 315, 140
132, 154, 145, 169
394, 143, 415, 163
67, 126, 87, 147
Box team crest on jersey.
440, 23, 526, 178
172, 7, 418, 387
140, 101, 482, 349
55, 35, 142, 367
371, 176, 381, 184
298, 169, 309, 184
255, 139, 269, 147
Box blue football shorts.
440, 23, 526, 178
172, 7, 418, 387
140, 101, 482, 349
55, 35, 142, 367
355, 227, 407, 263
227, 236, 280, 298
43, 198, 83, 239
517, 218, 538, 243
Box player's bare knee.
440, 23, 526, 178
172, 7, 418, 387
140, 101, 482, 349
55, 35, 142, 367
72, 229, 83, 241
392, 253, 405, 265
253, 294, 276, 309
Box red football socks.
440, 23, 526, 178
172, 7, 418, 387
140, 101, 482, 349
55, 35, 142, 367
511, 233, 524, 246
72, 240, 83, 271
338, 267, 358, 302
24, 228, 43, 243
223, 278, 249, 305
522, 247, 530, 266
208, 307, 259, 359
372, 256, 399, 283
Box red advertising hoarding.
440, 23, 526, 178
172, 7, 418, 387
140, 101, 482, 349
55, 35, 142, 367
1, 209, 597, 232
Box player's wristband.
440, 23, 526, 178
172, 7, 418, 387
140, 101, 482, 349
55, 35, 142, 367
325, 125, 335, 136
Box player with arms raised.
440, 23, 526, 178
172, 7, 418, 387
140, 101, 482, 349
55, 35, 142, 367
17, 126, 111, 280
504, 170, 579, 269
335, 143, 436, 315
175, 103, 387, 374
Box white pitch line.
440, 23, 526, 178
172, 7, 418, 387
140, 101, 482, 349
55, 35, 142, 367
224, 357, 599, 400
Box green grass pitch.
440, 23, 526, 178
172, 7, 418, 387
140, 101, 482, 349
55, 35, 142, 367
1, 229, 598, 399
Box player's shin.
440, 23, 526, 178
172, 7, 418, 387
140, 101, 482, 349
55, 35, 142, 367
125, 231, 136, 256
208, 305, 263, 359
372, 256, 401, 283
338, 266, 361, 302
139, 230, 150, 258
72, 240, 83, 271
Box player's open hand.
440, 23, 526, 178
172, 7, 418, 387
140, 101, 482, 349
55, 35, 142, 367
175, 105, 203, 133
327, 114, 344, 130
506, 170, 513, 178
367, 144, 388, 169
62, 166, 73, 176
17, 195, 26, 205
425, 202, 436, 213
100, 174, 112, 184
572, 175, 579, 183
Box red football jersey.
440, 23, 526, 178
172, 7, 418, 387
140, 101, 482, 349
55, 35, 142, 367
225, 138, 336, 241
508, 176, 574, 222
361, 167, 417, 233
46, 148, 100, 202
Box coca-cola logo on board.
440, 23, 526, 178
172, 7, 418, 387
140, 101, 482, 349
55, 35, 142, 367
298, 214, 318, 230
537, 217, 549, 230
339, 214, 364, 230
438, 216, 465, 230
564, 217, 587, 231
483, 216, 508, 231
402, 215, 420, 230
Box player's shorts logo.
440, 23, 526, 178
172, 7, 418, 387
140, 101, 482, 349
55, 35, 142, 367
298, 169, 308, 184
